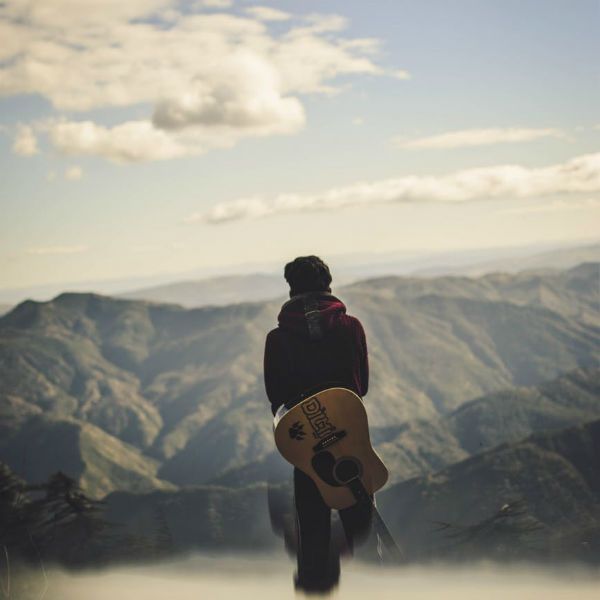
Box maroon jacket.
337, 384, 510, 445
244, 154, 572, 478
263, 292, 369, 416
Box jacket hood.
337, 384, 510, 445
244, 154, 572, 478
277, 292, 346, 339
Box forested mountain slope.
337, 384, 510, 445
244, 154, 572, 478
0, 264, 597, 493
379, 419, 600, 560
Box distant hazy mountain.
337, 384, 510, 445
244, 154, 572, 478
0, 304, 11, 316
120, 273, 287, 308
417, 243, 600, 277
468, 242, 600, 275
117, 250, 599, 313
344, 261, 599, 325
0, 264, 597, 495
3, 240, 596, 307
379, 418, 600, 560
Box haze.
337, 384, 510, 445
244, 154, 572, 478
37, 556, 600, 600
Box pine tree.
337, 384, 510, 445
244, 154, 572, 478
26, 471, 112, 567
153, 505, 174, 557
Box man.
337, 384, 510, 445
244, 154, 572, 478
263, 255, 373, 594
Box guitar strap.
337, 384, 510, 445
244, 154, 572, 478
303, 294, 323, 341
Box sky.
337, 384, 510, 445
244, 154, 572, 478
1, 0, 599, 290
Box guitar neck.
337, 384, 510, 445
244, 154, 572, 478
346, 478, 405, 565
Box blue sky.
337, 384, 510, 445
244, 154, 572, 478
1, 0, 599, 289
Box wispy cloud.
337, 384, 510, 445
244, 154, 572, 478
47, 120, 193, 163
195, 0, 233, 8
245, 6, 291, 22
394, 127, 568, 150
186, 152, 600, 224
26, 245, 88, 256
12, 124, 38, 156
65, 165, 83, 181
390, 69, 411, 80
498, 197, 600, 215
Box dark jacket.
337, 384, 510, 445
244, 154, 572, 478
263, 292, 369, 416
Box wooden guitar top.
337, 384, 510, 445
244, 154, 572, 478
274, 387, 388, 509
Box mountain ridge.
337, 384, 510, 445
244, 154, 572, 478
213, 366, 600, 487
0, 264, 597, 495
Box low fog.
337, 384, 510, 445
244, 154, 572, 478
11, 554, 599, 600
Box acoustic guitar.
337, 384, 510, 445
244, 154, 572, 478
273, 386, 404, 562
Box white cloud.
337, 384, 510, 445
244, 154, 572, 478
395, 127, 568, 150
294, 13, 348, 35
0, 0, 172, 30
26, 245, 88, 256
195, 0, 233, 8
12, 124, 39, 156
245, 6, 291, 22
187, 152, 600, 224
65, 165, 83, 180
390, 69, 411, 80
185, 196, 271, 223
45, 94, 304, 162
0, 1, 406, 161
152, 51, 304, 132
498, 197, 600, 215
47, 120, 190, 163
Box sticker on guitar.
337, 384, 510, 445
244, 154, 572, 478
301, 396, 337, 439
288, 421, 306, 440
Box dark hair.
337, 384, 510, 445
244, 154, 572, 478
284, 255, 332, 297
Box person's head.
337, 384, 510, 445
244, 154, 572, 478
284, 255, 332, 297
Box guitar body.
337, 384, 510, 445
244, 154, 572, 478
274, 387, 388, 510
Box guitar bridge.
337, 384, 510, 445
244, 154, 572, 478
312, 430, 347, 452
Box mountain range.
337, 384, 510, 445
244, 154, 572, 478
89, 415, 600, 561
0, 259, 598, 565
1, 241, 597, 308
117, 243, 600, 309
0, 263, 597, 498
416, 241, 600, 277
119, 273, 287, 308
379, 418, 600, 561
216, 366, 599, 487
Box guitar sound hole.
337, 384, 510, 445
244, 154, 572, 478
333, 457, 362, 484
311, 451, 341, 487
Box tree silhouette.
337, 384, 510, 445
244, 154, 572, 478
26, 471, 114, 567
432, 499, 545, 560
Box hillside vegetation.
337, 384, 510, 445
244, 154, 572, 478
379, 419, 600, 561
216, 367, 599, 487
0, 263, 597, 495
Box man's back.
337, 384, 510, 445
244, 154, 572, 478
263, 291, 368, 415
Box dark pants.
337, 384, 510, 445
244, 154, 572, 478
294, 468, 376, 594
